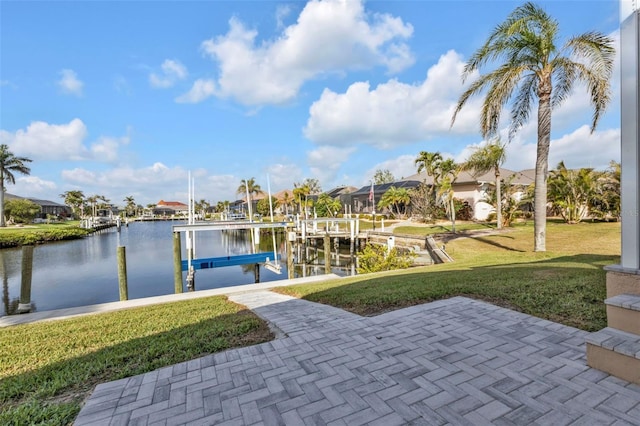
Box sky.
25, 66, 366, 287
0, 0, 622, 207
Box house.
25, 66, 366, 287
5, 193, 72, 219
347, 181, 422, 215
401, 168, 534, 220
154, 200, 189, 216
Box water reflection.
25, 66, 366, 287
0, 221, 356, 315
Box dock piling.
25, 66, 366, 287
117, 246, 128, 301
17, 245, 34, 314
173, 232, 183, 293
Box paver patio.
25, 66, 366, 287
74, 290, 640, 425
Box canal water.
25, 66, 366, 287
1, 221, 355, 316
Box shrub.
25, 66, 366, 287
357, 244, 416, 274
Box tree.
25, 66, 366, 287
461, 139, 507, 228
280, 191, 293, 216
123, 196, 136, 217
0, 144, 32, 227
481, 174, 525, 227
378, 186, 411, 218
293, 182, 311, 218
414, 151, 443, 220
301, 178, 322, 195
237, 178, 262, 215
437, 159, 460, 232
256, 196, 277, 217
60, 190, 85, 219
4, 199, 41, 224
373, 169, 395, 185
451, 2, 614, 251
194, 199, 211, 219
590, 161, 620, 220
547, 161, 598, 223
315, 193, 342, 217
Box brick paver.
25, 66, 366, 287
74, 291, 640, 425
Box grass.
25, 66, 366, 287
393, 221, 498, 236
0, 222, 90, 248
275, 220, 620, 332
0, 296, 273, 425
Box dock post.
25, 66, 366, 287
17, 245, 34, 314
117, 246, 128, 301
286, 229, 294, 279
173, 232, 183, 293
254, 264, 260, 283
324, 233, 331, 275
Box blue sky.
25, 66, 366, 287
0, 0, 621, 207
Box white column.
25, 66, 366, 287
620, 1, 640, 270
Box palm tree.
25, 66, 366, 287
281, 191, 292, 216
293, 182, 311, 219
237, 178, 262, 216
451, 2, 614, 251
123, 196, 136, 217
437, 159, 460, 233
414, 151, 443, 219
60, 190, 85, 219
0, 145, 32, 227
461, 139, 507, 228
547, 161, 598, 223
378, 186, 411, 218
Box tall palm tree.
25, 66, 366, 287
60, 190, 85, 219
437, 159, 460, 233
0, 145, 32, 227
293, 182, 311, 219
462, 139, 507, 228
123, 196, 136, 217
451, 2, 614, 251
237, 178, 262, 216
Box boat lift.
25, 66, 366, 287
171, 220, 289, 291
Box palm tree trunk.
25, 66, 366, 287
495, 168, 502, 229
0, 170, 5, 227
534, 84, 552, 252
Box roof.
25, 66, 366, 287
402, 168, 534, 186
326, 186, 358, 198
157, 200, 188, 207
351, 180, 422, 196
5, 193, 68, 208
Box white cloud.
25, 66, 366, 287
149, 59, 188, 88
275, 4, 292, 30
501, 125, 620, 172
199, 0, 414, 106
307, 145, 356, 187
57, 69, 84, 97
176, 79, 216, 103
1, 119, 127, 162
364, 154, 417, 183
265, 163, 303, 190
304, 50, 480, 148
10, 176, 57, 196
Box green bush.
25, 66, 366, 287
357, 244, 416, 274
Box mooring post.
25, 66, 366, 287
173, 232, 183, 293
254, 263, 260, 283
117, 245, 128, 301
286, 229, 294, 279
324, 232, 331, 275
17, 245, 34, 314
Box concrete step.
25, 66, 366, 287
605, 293, 640, 334
586, 327, 640, 385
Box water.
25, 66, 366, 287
1, 221, 356, 315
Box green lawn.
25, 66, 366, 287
0, 296, 273, 425
276, 221, 620, 332
0, 221, 90, 248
